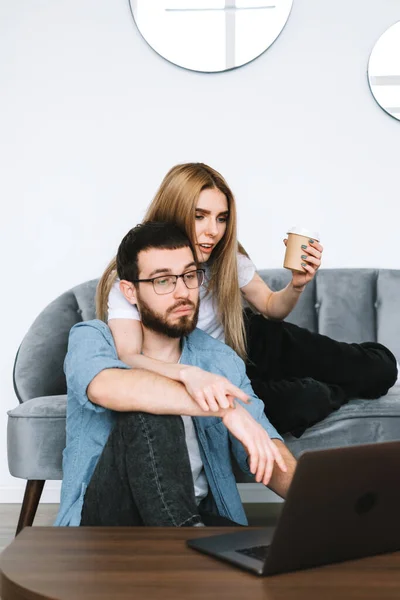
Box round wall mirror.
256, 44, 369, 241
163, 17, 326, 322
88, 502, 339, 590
129, 1, 293, 73
368, 21, 400, 121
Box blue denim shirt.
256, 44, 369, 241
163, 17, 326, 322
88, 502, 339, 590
54, 320, 282, 527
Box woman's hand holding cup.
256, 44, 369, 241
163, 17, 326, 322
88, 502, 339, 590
283, 227, 323, 289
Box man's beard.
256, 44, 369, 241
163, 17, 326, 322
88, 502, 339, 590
136, 296, 199, 338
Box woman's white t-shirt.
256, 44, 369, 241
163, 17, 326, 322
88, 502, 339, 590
108, 252, 256, 343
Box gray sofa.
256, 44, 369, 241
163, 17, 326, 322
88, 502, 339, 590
8, 269, 400, 531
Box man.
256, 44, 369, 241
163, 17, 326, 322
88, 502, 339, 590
55, 222, 296, 528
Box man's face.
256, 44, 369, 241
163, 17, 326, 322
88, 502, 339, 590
134, 246, 200, 338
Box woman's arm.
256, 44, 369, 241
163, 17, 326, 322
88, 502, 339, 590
241, 239, 323, 320
241, 273, 304, 320
108, 319, 250, 411
109, 319, 185, 381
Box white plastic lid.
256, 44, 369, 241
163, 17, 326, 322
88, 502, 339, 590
287, 226, 320, 241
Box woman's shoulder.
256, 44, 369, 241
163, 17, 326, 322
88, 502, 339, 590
108, 279, 140, 321
236, 252, 256, 288
236, 251, 254, 267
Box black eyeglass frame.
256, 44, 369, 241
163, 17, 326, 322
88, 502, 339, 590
132, 268, 205, 295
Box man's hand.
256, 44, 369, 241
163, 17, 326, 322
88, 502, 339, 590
180, 366, 250, 412
221, 402, 287, 485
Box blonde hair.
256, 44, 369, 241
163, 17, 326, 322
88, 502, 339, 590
96, 163, 249, 360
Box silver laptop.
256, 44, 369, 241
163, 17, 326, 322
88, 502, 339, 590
187, 441, 400, 576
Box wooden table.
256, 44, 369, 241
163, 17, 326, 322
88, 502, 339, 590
1, 527, 400, 599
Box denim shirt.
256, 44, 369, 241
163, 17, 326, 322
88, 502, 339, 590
54, 320, 282, 527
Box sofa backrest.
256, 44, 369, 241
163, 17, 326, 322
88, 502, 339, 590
13, 269, 400, 403
260, 270, 400, 362
13, 279, 98, 403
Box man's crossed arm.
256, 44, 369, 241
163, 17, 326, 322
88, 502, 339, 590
88, 367, 296, 497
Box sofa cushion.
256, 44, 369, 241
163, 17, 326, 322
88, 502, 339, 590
377, 270, 400, 362
7, 396, 67, 480
315, 269, 377, 342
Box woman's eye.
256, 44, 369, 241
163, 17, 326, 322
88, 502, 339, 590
218, 217, 227, 223
185, 272, 196, 280
195, 214, 204, 220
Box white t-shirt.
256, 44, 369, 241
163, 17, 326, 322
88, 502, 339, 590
181, 414, 208, 505
108, 252, 256, 343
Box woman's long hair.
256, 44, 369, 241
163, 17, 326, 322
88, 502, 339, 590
96, 163, 249, 360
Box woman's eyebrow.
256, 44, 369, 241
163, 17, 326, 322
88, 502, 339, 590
195, 208, 229, 216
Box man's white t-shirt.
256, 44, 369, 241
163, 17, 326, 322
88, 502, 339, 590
180, 414, 208, 505
108, 253, 256, 343
107, 252, 256, 504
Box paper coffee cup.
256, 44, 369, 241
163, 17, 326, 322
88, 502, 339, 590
283, 226, 320, 272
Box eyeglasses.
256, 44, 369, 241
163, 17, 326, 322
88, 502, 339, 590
133, 268, 205, 295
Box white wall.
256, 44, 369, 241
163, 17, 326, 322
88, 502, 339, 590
1, 0, 400, 503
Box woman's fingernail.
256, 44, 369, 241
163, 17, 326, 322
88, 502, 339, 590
309, 239, 314, 244
301, 262, 306, 267
301, 255, 307, 259
301, 244, 307, 250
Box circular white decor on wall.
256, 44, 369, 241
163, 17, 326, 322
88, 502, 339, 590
368, 21, 400, 121
129, 1, 293, 73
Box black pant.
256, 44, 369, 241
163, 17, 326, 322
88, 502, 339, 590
80, 411, 238, 527
244, 310, 398, 438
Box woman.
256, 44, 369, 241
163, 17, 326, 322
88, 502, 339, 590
96, 163, 397, 436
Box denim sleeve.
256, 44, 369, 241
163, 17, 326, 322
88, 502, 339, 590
64, 321, 131, 412
229, 352, 283, 476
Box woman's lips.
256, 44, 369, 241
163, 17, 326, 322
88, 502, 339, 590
198, 244, 213, 254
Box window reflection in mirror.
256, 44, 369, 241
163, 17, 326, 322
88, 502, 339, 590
130, 0, 293, 73
368, 21, 400, 121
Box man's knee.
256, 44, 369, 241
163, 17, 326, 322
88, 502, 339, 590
116, 411, 185, 443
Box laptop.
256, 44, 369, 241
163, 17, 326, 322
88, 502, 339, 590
187, 441, 400, 576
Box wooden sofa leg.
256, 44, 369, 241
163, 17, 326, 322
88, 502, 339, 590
16, 480, 45, 536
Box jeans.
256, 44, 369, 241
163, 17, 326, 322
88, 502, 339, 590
80, 411, 238, 527
244, 309, 398, 438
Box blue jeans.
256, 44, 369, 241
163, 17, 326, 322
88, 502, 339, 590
80, 411, 238, 527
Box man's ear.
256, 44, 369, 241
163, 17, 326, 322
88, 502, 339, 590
119, 280, 137, 305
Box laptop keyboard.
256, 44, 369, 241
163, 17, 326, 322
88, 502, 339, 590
236, 544, 270, 562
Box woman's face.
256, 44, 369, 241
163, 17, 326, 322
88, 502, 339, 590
194, 188, 229, 263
